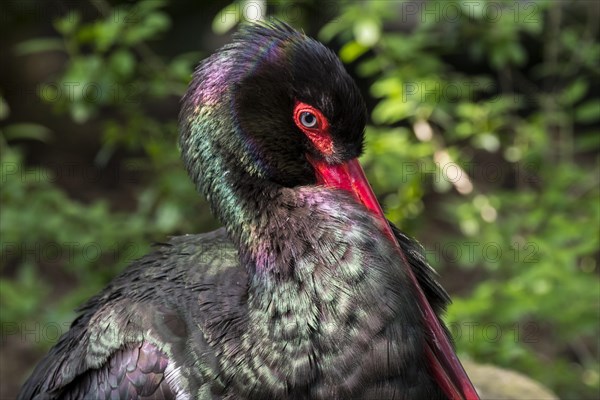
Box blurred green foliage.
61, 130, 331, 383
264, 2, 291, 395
2, 0, 214, 345
1, 1, 598, 398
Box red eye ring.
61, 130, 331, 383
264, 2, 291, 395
293, 101, 334, 156
293, 102, 327, 132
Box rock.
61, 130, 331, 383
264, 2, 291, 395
462, 360, 559, 400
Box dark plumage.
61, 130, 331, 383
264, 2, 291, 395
18, 22, 476, 400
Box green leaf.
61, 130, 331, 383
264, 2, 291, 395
472, 132, 500, 152
357, 57, 384, 76
15, 38, 65, 55
372, 98, 412, 124
0, 96, 9, 120
71, 103, 94, 124
169, 52, 202, 81
561, 79, 588, 106
94, 19, 122, 51
370, 76, 402, 98
137, 0, 167, 13
507, 42, 526, 66
382, 34, 419, 59
145, 12, 171, 32
339, 41, 368, 63
110, 49, 135, 77
54, 12, 81, 35
212, 3, 240, 35
490, 44, 509, 69
123, 12, 170, 44
2, 124, 52, 142
575, 100, 600, 123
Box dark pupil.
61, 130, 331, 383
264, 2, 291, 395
301, 112, 316, 126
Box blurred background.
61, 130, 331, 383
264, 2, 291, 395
0, 0, 598, 398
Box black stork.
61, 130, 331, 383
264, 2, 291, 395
18, 22, 479, 400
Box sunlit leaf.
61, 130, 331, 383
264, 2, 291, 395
339, 41, 368, 63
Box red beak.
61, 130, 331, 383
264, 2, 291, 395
309, 156, 480, 400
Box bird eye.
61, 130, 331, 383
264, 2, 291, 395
300, 112, 318, 128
